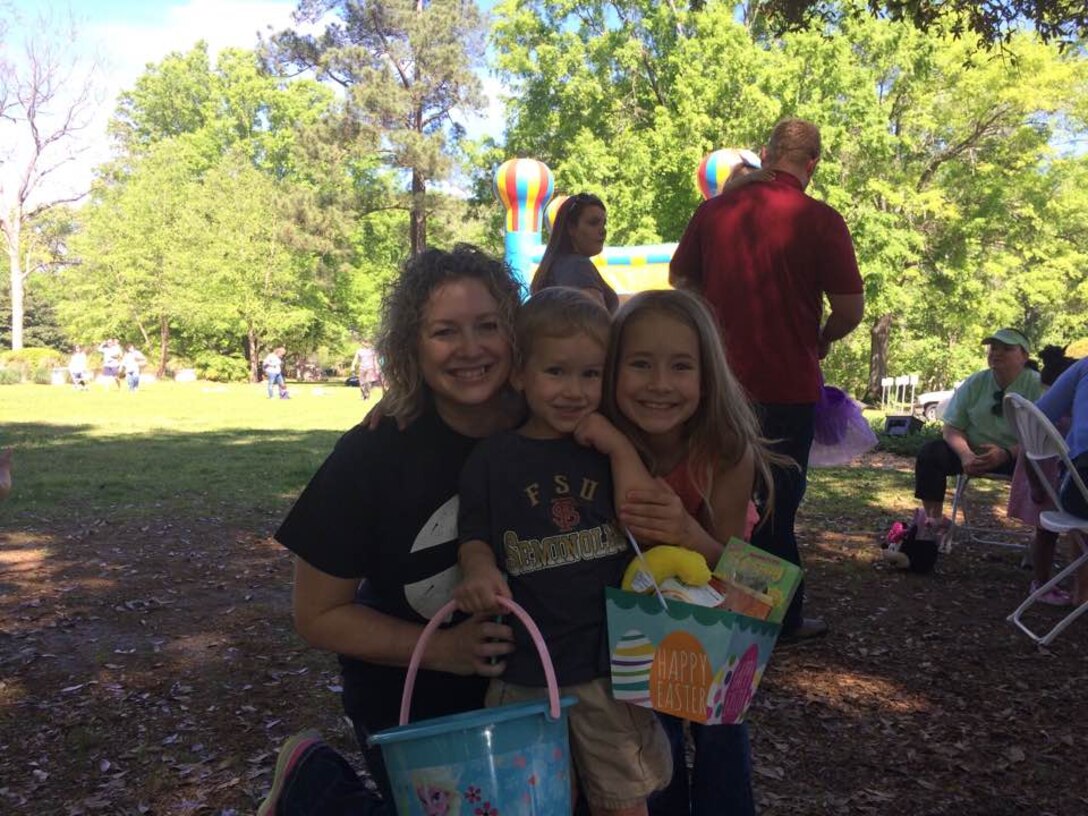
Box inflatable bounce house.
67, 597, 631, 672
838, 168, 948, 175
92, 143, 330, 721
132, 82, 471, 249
493, 149, 759, 295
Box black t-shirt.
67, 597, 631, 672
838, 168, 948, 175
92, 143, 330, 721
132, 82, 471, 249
543, 254, 620, 313
275, 407, 489, 736
459, 432, 630, 687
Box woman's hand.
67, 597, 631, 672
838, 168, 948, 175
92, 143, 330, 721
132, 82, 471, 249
959, 449, 986, 476
431, 613, 514, 677
968, 444, 1008, 475
619, 478, 696, 547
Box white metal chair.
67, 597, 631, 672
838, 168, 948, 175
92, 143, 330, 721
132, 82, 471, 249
944, 471, 1018, 553
1003, 393, 1088, 646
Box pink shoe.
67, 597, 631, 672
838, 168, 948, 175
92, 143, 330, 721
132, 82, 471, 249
1030, 581, 1072, 607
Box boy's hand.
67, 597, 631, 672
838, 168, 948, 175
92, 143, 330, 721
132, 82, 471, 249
574, 412, 625, 456
454, 564, 511, 614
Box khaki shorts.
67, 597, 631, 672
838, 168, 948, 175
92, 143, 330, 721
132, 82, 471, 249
487, 676, 672, 810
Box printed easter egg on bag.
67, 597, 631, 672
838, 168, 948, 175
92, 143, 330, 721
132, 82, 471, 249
611, 630, 654, 704
649, 630, 712, 720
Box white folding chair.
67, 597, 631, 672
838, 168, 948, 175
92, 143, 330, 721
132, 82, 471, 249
944, 472, 1018, 553
1003, 393, 1088, 646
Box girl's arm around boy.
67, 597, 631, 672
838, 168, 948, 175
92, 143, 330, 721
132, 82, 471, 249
574, 412, 753, 567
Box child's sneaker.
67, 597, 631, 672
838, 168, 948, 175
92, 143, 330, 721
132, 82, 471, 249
258, 730, 323, 816
1030, 580, 1072, 607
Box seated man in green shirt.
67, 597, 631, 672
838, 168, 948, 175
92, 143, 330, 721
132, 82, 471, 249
913, 328, 1043, 534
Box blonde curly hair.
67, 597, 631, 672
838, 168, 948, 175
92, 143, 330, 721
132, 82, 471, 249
375, 245, 524, 425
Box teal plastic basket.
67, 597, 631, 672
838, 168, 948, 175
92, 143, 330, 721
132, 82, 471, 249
369, 597, 577, 815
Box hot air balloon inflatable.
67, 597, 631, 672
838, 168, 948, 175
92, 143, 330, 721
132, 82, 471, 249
493, 158, 553, 288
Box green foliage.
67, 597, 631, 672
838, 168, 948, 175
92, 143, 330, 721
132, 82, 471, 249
264, 0, 489, 253
193, 352, 250, 383
763, 0, 1088, 48
1066, 338, 1088, 358
0, 347, 66, 373
59, 45, 365, 381
0, 345, 67, 386
0, 273, 69, 351
0, 369, 22, 385
487, 1, 1088, 396
867, 415, 943, 457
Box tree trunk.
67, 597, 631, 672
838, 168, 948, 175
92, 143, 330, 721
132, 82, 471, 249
7, 221, 24, 350
158, 317, 170, 378
409, 168, 426, 257
247, 326, 259, 383
865, 313, 894, 404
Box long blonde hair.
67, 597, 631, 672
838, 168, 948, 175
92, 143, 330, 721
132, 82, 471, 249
602, 289, 787, 516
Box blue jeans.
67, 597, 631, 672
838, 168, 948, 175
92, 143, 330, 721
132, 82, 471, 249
649, 715, 754, 816
267, 372, 285, 398
126, 372, 140, 392
749, 402, 816, 634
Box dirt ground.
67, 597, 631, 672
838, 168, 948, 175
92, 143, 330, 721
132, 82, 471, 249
1, 452, 1085, 815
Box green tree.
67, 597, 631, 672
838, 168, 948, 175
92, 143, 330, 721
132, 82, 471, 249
264, 0, 488, 255
187, 154, 330, 381
63, 45, 366, 378
750, 0, 1088, 47
487, 0, 1088, 395
61, 140, 200, 374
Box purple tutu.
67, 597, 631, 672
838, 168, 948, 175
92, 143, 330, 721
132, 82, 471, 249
810, 385, 878, 468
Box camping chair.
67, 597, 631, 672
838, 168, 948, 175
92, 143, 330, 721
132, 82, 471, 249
944, 471, 1018, 553
1003, 393, 1088, 646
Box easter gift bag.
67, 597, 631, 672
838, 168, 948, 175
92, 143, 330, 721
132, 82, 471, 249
605, 539, 801, 724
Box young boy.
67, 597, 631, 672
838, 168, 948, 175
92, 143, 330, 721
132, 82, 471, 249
455, 287, 672, 816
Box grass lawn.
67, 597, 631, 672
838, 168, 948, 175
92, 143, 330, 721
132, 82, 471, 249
0, 380, 378, 527
1, 381, 1084, 815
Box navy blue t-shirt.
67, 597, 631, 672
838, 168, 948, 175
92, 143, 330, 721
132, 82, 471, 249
459, 432, 630, 687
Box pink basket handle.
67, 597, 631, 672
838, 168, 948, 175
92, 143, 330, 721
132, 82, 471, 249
399, 596, 562, 725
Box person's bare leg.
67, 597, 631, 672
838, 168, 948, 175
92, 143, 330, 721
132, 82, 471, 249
922, 500, 945, 525
1032, 528, 1059, 587
1070, 532, 1088, 605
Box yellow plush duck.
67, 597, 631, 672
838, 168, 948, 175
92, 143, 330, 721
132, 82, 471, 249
622, 545, 714, 604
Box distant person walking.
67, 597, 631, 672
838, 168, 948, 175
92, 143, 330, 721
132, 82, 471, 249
121, 345, 148, 392
670, 118, 865, 641
263, 346, 290, 399
98, 339, 122, 387
68, 346, 89, 390
351, 343, 379, 400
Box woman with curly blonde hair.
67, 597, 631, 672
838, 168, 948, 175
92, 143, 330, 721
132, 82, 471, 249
273, 245, 524, 809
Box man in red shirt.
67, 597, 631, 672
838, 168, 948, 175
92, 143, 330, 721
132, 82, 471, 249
670, 119, 865, 640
